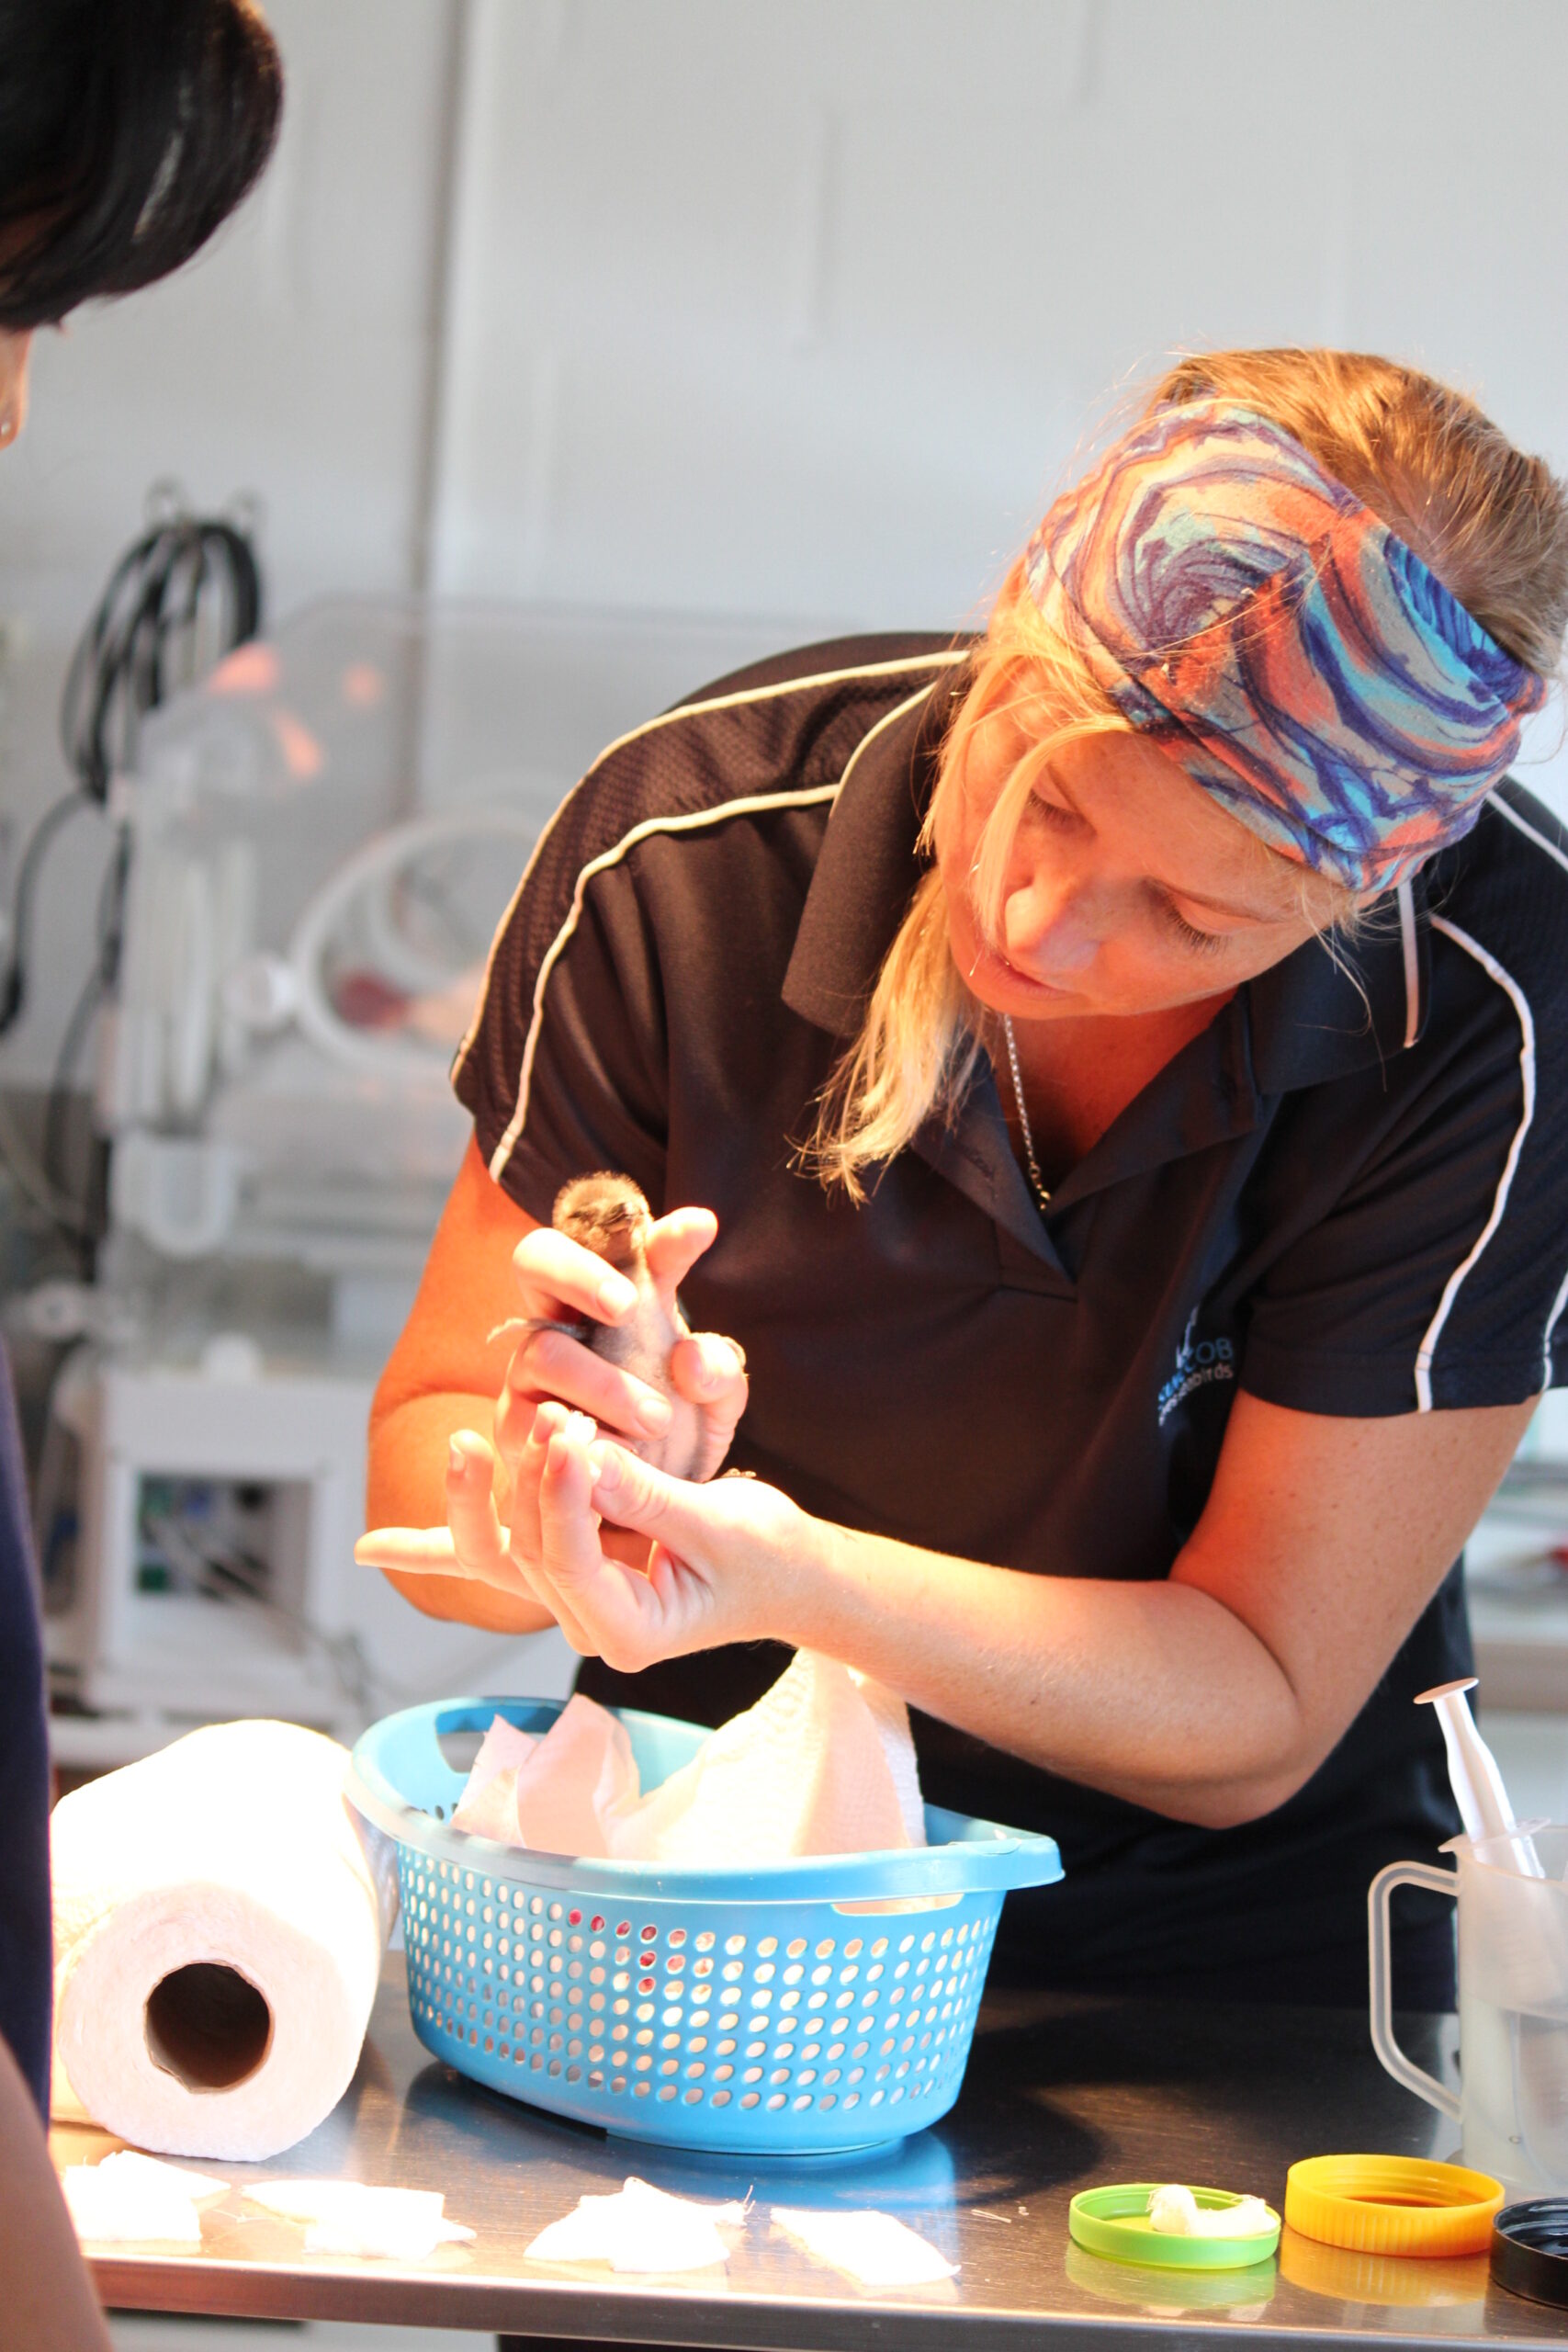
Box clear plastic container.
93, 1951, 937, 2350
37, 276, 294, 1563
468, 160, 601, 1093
1371, 1825, 1568, 2197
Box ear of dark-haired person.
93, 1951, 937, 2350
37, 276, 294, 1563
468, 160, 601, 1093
0, 0, 283, 332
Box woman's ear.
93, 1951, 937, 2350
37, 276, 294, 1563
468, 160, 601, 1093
0, 327, 33, 446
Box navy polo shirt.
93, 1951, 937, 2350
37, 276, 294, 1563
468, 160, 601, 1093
456, 636, 1568, 2006
0, 1338, 51, 2112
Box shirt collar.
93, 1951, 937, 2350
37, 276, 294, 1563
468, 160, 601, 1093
782, 667, 1430, 1089
1246, 872, 1429, 1089
782, 668, 953, 1036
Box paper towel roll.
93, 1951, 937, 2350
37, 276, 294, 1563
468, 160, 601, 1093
51, 1720, 396, 2162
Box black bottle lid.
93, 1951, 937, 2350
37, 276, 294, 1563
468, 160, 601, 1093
1491, 2199, 1568, 2311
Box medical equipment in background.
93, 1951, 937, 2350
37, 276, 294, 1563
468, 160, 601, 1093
0, 489, 265, 1242
38, 596, 794, 1762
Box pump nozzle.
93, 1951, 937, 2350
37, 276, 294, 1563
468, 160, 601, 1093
1416, 1678, 1543, 1879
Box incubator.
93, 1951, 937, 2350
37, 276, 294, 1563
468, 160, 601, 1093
41, 597, 788, 1756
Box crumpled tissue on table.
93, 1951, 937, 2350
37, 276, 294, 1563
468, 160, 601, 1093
522, 2177, 956, 2290
451, 1648, 925, 1862
771, 2204, 958, 2288
60, 2152, 472, 2262
243, 2178, 475, 2259
524, 2177, 747, 2273
62, 2152, 227, 2245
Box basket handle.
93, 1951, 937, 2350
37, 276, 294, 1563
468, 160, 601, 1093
347, 1697, 520, 1841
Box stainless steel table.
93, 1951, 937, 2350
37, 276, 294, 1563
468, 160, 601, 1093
51, 1955, 1562, 2348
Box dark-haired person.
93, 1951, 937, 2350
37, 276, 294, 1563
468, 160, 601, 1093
0, 10, 279, 2340
365, 347, 1568, 2018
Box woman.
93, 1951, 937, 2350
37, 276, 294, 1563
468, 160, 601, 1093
0, 0, 280, 432
0, 14, 278, 2340
363, 348, 1568, 2009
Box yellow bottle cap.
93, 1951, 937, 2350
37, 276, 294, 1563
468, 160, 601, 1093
1284, 2155, 1506, 2258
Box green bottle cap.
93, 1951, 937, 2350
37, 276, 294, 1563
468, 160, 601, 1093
1068, 2183, 1281, 2272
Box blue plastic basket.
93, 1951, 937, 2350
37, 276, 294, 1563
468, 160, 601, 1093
348, 1696, 1063, 2156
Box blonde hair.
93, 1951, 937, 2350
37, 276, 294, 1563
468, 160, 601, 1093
809, 347, 1568, 1202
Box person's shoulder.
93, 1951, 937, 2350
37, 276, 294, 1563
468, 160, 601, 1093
484, 632, 963, 992
526, 630, 966, 902
663, 630, 968, 714
1427, 781, 1568, 1017
590, 628, 968, 815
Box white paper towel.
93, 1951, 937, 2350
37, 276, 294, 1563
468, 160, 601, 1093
451, 1695, 638, 1849
771, 2205, 958, 2287
243, 2179, 475, 2258
51, 1719, 396, 2162
62, 2153, 228, 2246
454, 1653, 925, 1865
608, 1650, 916, 1863
525, 2177, 747, 2273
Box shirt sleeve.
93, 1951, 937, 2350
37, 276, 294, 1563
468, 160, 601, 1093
1240, 923, 1568, 1417
452, 825, 670, 1229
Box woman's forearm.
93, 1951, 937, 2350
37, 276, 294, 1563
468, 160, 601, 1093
786, 1517, 1307, 1827
366, 1390, 556, 1634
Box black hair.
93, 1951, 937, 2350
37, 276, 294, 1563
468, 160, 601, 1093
0, 0, 283, 331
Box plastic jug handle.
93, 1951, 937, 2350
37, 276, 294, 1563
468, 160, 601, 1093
1367, 1860, 1461, 2121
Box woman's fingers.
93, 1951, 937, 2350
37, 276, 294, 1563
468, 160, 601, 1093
642, 1204, 718, 1294
445, 1430, 512, 1584
668, 1331, 749, 1481
512, 1224, 637, 1325
532, 1412, 645, 1658
355, 1429, 531, 1599
585, 1441, 714, 1564
497, 1322, 672, 1459
441, 1429, 541, 1600
355, 1524, 464, 1577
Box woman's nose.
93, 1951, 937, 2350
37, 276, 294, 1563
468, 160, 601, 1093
0, 330, 34, 447
1002, 870, 1100, 975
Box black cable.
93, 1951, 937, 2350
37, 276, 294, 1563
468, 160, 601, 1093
0, 789, 91, 1035
42, 824, 131, 1211
0, 500, 263, 1239
40, 966, 107, 1209
0, 503, 262, 1044
59, 511, 262, 801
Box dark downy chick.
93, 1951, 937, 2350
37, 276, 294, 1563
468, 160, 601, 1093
549, 1173, 705, 1481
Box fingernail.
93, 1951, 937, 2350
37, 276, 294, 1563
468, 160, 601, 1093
637, 1390, 672, 1432
447, 1439, 465, 1476
595, 1450, 622, 1492
599, 1275, 636, 1318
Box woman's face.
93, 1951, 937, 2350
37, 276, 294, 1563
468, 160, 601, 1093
0, 328, 33, 447
937, 699, 1350, 1024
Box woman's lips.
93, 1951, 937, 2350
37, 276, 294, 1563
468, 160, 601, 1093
982, 941, 1072, 997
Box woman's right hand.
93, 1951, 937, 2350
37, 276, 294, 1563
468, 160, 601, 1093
357, 1201, 748, 1596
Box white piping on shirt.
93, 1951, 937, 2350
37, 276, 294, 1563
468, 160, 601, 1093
1412, 916, 1536, 1412
1489, 797, 1568, 1379
1395, 878, 1420, 1051
1491, 789, 1568, 882
486, 671, 959, 1183
452, 648, 967, 1083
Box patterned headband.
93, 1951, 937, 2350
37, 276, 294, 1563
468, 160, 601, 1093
1022, 398, 1547, 892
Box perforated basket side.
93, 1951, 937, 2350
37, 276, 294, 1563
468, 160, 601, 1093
398, 1842, 1000, 2154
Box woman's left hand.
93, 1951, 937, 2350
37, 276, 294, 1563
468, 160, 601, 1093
525, 1405, 810, 1670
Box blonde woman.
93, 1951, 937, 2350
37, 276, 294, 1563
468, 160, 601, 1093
362, 349, 1568, 2007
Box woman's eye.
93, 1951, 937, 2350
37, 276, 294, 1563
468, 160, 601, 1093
1161, 902, 1227, 956
1027, 795, 1077, 829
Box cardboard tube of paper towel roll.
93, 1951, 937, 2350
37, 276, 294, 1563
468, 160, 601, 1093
51, 1721, 395, 2163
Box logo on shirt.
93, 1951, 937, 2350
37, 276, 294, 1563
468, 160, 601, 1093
1157, 1308, 1235, 1427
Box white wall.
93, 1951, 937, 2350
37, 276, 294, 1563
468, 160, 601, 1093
3, 0, 1568, 1080
0, 0, 462, 1082
434, 1, 1568, 617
